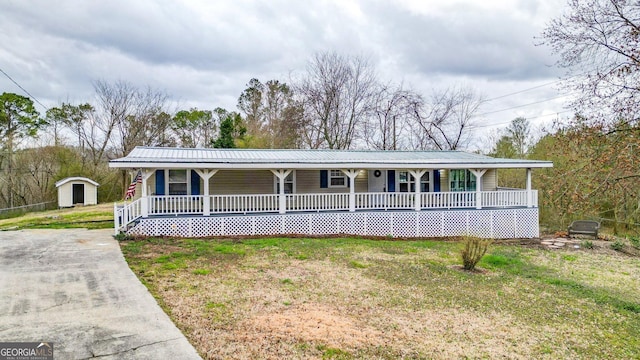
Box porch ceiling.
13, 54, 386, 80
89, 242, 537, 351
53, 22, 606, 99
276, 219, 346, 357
109, 146, 553, 170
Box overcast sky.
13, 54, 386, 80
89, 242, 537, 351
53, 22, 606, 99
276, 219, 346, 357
0, 0, 572, 147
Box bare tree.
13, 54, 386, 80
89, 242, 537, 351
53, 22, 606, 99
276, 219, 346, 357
296, 52, 377, 149
540, 0, 640, 124
238, 78, 304, 148
55, 80, 173, 167
409, 86, 484, 150
363, 83, 421, 150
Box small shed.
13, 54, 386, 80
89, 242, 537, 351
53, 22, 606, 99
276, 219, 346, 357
55, 177, 99, 208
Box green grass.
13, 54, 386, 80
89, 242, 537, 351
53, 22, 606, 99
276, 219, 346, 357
121, 237, 640, 359
0, 203, 113, 230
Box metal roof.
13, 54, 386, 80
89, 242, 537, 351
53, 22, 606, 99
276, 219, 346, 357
55, 177, 100, 187
109, 146, 553, 169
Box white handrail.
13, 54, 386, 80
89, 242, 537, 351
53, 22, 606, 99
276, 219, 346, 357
115, 198, 144, 232
421, 192, 477, 209
287, 193, 350, 211
481, 190, 532, 208
355, 192, 414, 210
149, 195, 204, 215
115, 190, 539, 233
210, 194, 279, 214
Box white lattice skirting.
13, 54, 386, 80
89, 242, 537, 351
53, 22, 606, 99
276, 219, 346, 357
126, 208, 539, 239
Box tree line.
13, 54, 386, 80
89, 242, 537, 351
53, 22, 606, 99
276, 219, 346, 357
0, 51, 485, 210
1, 0, 638, 232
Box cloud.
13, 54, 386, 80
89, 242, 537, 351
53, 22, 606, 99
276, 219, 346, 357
364, 1, 561, 80
0, 0, 567, 126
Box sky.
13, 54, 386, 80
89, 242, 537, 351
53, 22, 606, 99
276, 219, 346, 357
0, 0, 573, 149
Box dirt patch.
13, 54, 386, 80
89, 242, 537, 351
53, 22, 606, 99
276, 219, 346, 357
138, 244, 186, 258
236, 303, 388, 349
450, 264, 491, 274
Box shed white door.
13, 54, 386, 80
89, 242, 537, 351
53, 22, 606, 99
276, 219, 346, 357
368, 170, 386, 192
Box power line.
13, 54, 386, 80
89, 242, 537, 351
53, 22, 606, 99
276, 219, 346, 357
526, 110, 573, 120
484, 80, 563, 102
474, 110, 572, 128
477, 95, 569, 117
0, 67, 48, 110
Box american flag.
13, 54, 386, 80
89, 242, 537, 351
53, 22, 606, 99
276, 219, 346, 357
125, 170, 142, 200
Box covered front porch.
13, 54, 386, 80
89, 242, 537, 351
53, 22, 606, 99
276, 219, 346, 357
110, 147, 552, 238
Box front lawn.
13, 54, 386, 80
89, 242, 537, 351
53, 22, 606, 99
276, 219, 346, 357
121, 237, 640, 359
0, 203, 113, 230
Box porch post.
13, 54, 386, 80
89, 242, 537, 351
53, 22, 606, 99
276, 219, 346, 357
140, 169, 155, 217
409, 170, 427, 211
341, 169, 360, 212
271, 169, 292, 214
195, 169, 218, 216
470, 169, 487, 210
526, 168, 532, 208
113, 202, 119, 235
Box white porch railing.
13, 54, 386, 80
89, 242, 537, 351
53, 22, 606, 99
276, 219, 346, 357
355, 192, 414, 210
287, 193, 350, 212
210, 194, 279, 214
421, 192, 477, 209
482, 190, 536, 208
149, 195, 204, 215
115, 190, 537, 232
114, 198, 143, 234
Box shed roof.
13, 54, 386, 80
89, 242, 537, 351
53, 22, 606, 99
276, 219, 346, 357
109, 147, 552, 170
55, 177, 100, 188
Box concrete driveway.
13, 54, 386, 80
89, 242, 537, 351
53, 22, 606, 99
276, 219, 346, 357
0, 229, 201, 359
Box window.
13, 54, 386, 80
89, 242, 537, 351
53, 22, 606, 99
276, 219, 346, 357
449, 169, 476, 192
399, 171, 412, 192
329, 170, 346, 187
168, 169, 188, 195
275, 171, 295, 194
399, 171, 431, 192
420, 172, 430, 192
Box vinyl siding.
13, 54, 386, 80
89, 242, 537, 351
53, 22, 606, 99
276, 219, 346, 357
144, 168, 495, 196
440, 170, 449, 192
210, 170, 273, 194
57, 183, 72, 207
482, 169, 497, 191
85, 183, 98, 205
296, 170, 368, 193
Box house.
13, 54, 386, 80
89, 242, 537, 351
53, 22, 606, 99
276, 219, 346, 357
55, 177, 99, 208
109, 146, 553, 239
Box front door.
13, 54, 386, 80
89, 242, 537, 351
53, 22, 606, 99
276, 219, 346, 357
72, 184, 84, 204
368, 170, 386, 192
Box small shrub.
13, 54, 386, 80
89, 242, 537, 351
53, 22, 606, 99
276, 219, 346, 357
611, 239, 625, 251
192, 268, 211, 275
349, 260, 368, 269
628, 236, 640, 249
460, 236, 492, 271
581, 240, 594, 249
114, 232, 132, 241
